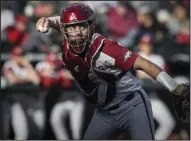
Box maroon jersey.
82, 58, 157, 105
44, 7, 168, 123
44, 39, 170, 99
62, 33, 140, 104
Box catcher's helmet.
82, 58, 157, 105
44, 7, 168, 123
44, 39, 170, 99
60, 3, 96, 54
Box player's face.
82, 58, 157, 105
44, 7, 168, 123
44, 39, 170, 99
61, 21, 89, 47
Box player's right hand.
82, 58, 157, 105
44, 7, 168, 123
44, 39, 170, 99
36, 17, 50, 33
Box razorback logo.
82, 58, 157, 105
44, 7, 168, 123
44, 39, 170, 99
124, 51, 132, 62
69, 13, 78, 21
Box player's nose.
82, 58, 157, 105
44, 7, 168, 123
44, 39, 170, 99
74, 26, 81, 35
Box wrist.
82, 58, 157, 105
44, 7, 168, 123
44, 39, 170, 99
47, 16, 60, 28
156, 71, 178, 93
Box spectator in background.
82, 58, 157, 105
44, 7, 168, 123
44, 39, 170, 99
82, 1, 118, 36
2, 47, 39, 86
155, 10, 172, 38
167, 4, 189, 37
154, 9, 176, 53
66, 1, 117, 16
5, 14, 29, 49
156, 9, 171, 37
35, 51, 72, 89
2, 1, 27, 15
157, 0, 190, 48
158, 1, 180, 12
35, 51, 85, 140
1, 1, 15, 52
129, 1, 159, 12
1, 47, 45, 140
135, 7, 158, 42
12, 1, 55, 53
2, 10, 52, 54
22, 29, 53, 53
82, 1, 117, 14
106, 2, 139, 41
175, 23, 190, 47
12, 1, 27, 14
182, 0, 190, 11
1, 1, 15, 32
33, 1, 55, 18
136, 34, 165, 80
158, 1, 190, 14
23, 1, 55, 18
117, 6, 158, 49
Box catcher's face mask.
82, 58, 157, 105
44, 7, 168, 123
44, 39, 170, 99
60, 3, 96, 54
60, 21, 90, 54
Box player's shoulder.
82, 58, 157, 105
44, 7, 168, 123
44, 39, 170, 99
90, 33, 131, 58
91, 33, 105, 45
102, 38, 130, 55
103, 37, 127, 48
92, 33, 127, 49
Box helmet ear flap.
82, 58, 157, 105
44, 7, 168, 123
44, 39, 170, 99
88, 20, 93, 25
88, 19, 96, 31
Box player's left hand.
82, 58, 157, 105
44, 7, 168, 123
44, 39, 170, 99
172, 83, 190, 124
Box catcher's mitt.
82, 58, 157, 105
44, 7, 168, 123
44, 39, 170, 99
173, 83, 190, 124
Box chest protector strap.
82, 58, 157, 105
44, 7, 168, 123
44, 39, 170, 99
88, 68, 116, 106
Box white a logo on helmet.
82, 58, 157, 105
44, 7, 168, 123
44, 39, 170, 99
69, 13, 77, 21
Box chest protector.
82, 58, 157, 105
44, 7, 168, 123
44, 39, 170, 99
62, 33, 125, 105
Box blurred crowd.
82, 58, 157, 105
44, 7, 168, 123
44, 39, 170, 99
0, 0, 190, 140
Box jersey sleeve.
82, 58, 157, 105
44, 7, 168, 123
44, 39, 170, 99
102, 39, 139, 71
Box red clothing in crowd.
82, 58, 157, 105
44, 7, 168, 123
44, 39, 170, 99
6, 26, 29, 46
5, 14, 29, 46
107, 7, 139, 40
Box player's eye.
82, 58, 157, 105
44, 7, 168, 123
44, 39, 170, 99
68, 27, 75, 31
80, 26, 85, 31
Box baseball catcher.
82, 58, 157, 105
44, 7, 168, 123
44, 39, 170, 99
36, 3, 190, 139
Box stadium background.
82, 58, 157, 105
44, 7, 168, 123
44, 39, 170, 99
1, 1, 190, 140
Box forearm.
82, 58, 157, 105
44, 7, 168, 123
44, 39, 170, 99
133, 56, 178, 93
133, 56, 162, 79
47, 16, 61, 32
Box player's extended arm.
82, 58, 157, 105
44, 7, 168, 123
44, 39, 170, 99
48, 16, 61, 32
133, 56, 186, 96
133, 55, 190, 123
36, 16, 61, 33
